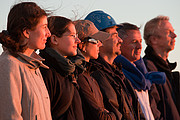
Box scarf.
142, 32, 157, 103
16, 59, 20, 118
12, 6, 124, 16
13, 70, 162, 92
115, 55, 166, 91
44, 47, 76, 75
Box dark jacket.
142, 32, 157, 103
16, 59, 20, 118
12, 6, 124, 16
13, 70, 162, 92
91, 56, 145, 120
143, 45, 180, 120
39, 47, 84, 120
78, 62, 118, 120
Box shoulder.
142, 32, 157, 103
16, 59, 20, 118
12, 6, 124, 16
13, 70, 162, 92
0, 51, 21, 72
143, 57, 157, 71
40, 66, 63, 81
91, 69, 107, 81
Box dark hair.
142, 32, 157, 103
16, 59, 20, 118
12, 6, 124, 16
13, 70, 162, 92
117, 23, 140, 39
0, 2, 48, 52
46, 16, 73, 47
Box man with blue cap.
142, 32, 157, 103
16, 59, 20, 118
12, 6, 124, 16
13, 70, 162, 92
85, 10, 145, 120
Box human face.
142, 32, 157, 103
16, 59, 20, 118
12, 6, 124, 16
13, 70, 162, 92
83, 39, 102, 61
28, 16, 51, 50
155, 20, 177, 52
102, 27, 122, 56
55, 23, 81, 57
121, 30, 142, 63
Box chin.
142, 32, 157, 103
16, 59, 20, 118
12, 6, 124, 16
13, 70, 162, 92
72, 51, 77, 56
115, 51, 121, 56
93, 56, 98, 59
38, 45, 46, 50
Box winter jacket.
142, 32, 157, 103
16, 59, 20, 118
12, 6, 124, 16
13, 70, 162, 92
78, 62, 117, 120
143, 45, 180, 120
0, 50, 52, 120
91, 56, 145, 120
39, 47, 84, 120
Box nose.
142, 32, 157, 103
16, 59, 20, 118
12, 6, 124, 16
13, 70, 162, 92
75, 37, 81, 44
171, 32, 177, 39
118, 36, 123, 44
46, 27, 51, 37
97, 41, 103, 47
137, 41, 142, 49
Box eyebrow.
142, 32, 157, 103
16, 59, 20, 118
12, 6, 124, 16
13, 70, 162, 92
164, 28, 175, 31
111, 32, 118, 35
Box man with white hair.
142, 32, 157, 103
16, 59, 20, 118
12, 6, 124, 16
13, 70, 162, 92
143, 16, 180, 120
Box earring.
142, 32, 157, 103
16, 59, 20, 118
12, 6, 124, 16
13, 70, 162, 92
83, 49, 86, 53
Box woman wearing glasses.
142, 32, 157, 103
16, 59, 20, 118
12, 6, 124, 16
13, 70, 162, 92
74, 20, 120, 120
39, 16, 83, 120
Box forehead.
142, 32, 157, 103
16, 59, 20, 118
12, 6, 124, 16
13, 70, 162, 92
33, 16, 47, 30
126, 30, 141, 39
38, 16, 48, 25
159, 20, 174, 30
106, 27, 117, 34
66, 23, 76, 33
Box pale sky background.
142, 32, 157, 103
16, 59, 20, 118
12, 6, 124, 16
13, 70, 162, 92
0, 0, 180, 71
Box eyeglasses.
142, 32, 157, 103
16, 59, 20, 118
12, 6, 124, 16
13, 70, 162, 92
82, 38, 101, 44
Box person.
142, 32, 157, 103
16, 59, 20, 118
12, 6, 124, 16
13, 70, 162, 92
39, 16, 84, 120
74, 20, 121, 120
85, 10, 145, 120
0, 2, 52, 119
115, 23, 166, 120
143, 15, 180, 120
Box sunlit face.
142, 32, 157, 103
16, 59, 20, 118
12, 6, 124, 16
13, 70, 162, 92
83, 40, 102, 61
155, 20, 177, 52
28, 16, 51, 50
55, 23, 81, 57
101, 27, 122, 56
121, 30, 142, 63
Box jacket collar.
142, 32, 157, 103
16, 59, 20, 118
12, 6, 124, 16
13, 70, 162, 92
90, 55, 125, 80
144, 45, 177, 72
17, 51, 48, 69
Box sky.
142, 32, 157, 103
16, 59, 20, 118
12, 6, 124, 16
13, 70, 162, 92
0, 0, 180, 71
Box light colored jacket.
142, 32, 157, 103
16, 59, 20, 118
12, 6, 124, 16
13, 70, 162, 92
0, 50, 52, 120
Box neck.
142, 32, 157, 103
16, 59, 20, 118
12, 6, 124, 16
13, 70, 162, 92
99, 52, 116, 65
23, 48, 34, 57
153, 47, 169, 61
84, 56, 90, 62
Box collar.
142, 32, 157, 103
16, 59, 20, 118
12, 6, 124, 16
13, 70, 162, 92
144, 45, 177, 72
17, 51, 48, 69
90, 55, 125, 80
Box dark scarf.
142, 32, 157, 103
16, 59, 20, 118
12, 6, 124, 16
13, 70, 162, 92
40, 47, 86, 87
114, 55, 166, 91
42, 47, 76, 75
144, 45, 177, 72
40, 47, 85, 75
67, 49, 86, 74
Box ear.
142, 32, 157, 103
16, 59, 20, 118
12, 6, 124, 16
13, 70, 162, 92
23, 29, 30, 39
149, 35, 158, 45
50, 35, 58, 45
